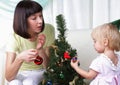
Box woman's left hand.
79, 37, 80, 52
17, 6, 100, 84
36, 34, 46, 50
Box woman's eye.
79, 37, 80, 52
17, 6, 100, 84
39, 15, 43, 19
32, 17, 36, 20
29, 16, 36, 20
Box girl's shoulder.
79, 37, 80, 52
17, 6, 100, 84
90, 54, 109, 68
116, 52, 120, 58
93, 54, 106, 62
116, 53, 120, 65
89, 54, 105, 72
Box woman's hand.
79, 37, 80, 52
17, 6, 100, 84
18, 49, 38, 62
36, 34, 46, 50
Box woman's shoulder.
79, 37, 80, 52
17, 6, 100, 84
42, 23, 55, 33
12, 32, 27, 40
9, 32, 22, 39
8, 32, 28, 45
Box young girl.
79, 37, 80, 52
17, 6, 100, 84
71, 23, 120, 85
5, 0, 54, 85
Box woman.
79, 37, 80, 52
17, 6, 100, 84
5, 0, 55, 85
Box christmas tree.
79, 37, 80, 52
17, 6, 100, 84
110, 19, 120, 30
42, 14, 85, 85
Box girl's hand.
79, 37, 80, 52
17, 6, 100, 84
36, 34, 46, 50
70, 59, 79, 69
18, 49, 38, 62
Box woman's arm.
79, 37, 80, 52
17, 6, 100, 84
38, 47, 49, 68
5, 52, 23, 81
36, 34, 49, 68
5, 49, 38, 81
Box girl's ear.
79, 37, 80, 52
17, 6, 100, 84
104, 38, 108, 46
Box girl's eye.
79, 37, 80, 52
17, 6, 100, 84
93, 40, 96, 43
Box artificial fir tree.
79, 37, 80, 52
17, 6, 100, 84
42, 14, 84, 85
110, 19, 120, 30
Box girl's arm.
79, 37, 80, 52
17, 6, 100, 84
70, 60, 98, 80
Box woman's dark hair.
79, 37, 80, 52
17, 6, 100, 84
13, 0, 45, 39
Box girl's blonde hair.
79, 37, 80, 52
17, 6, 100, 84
91, 23, 120, 51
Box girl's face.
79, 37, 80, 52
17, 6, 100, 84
93, 38, 105, 53
27, 12, 43, 36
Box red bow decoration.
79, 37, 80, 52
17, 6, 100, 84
64, 51, 71, 59
34, 56, 43, 65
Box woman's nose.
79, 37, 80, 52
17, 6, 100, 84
37, 17, 42, 24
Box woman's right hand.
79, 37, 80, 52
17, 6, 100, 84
17, 49, 38, 62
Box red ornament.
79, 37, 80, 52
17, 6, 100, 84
64, 51, 71, 59
34, 56, 43, 65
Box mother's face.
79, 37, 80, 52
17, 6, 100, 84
27, 12, 43, 35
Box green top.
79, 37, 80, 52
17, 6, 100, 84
6, 24, 55, 71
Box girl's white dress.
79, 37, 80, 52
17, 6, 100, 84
89, 53, 120, 85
